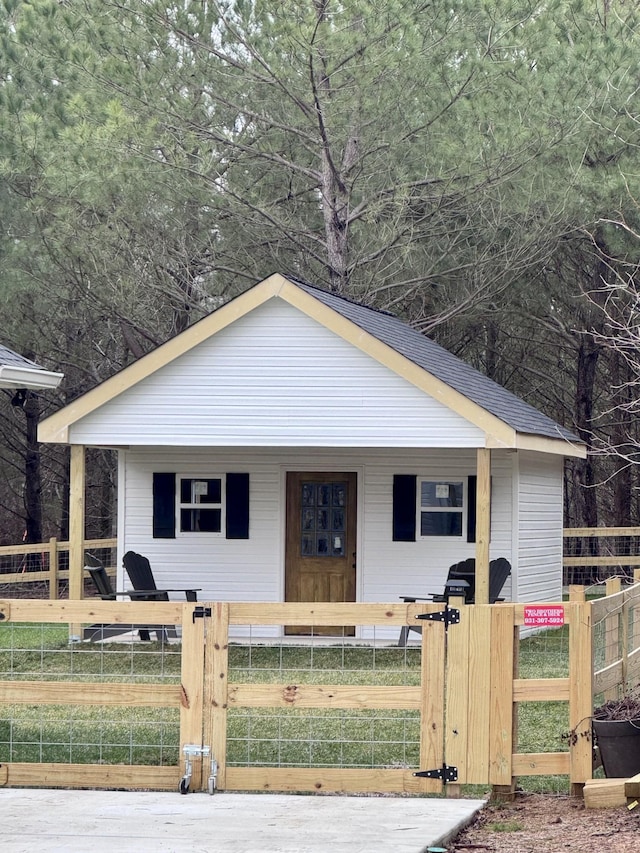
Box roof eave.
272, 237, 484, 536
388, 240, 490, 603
0, 365, 64, 390
509, 432, 587, 459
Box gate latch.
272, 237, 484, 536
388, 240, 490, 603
180, 744, 211, 794
192, 606, 212, 622
417, 607, 460, 628
414, 763, 458, 783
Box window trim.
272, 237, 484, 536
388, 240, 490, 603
417, 478, 466, 539
176, 474, 225, 536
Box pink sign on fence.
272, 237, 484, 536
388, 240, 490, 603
523, 605, 565, 627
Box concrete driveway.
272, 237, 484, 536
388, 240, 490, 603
1, 788, 485, 853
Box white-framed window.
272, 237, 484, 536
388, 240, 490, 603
178, 476, 224, 533
418, 479, 465, 537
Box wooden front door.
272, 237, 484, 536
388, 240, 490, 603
285, 471, 357, 635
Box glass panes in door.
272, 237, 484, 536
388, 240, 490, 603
300, 481, 347, 557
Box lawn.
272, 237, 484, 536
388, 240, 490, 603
0, 621, 571, 791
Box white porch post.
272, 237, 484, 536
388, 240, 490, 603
475, 447, 491, 604
69, 444, 86, 602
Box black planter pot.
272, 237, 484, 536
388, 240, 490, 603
592, 718, 640, 778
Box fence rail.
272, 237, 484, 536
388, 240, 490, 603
0, 538, 116, 599
564, 527, 640, 582
587, 573, 640, 701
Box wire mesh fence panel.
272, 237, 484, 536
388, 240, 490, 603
515, 625, 572, 794
227, 708, 421, 769
225, 625, 423, 773
0, 618, 182, 771
592, 582, 640, 705
564, 530, 640, 585
0, 705, 179, 766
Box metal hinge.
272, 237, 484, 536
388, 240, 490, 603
417, 607, 460, 629
192, 606, 212, 622
414, 763, 458, 783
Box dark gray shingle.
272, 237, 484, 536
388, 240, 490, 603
0, 344, 45, 371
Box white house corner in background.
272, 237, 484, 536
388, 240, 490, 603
38, 273, 586, 636
0, 344, 63, 391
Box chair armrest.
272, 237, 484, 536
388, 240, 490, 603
160, 588, 200, 602
123, 588, 201, 602
399, 595, 438, 602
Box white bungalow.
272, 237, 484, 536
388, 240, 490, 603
38, 274, 585, 633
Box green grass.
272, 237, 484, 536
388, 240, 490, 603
486, 819, 524, 832
0, 623, 572, 790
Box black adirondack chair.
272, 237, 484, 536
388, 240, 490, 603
121, 550, 200, 602
83, 555, 175, 642
398, 557, 511, 645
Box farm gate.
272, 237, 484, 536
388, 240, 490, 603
0, 596, 593, 795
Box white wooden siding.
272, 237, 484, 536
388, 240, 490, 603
70, 300, 485, 447
514, 451, 564, 603
119, 447, 516, 637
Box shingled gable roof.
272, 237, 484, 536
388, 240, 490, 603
291, 279, 582, 446
37, 273, 585, 455
0, 344, 63, 389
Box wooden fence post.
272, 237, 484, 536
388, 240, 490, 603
466, 604, 492, 784
418, 602, 446, 795
49, 538, 58, 601
569, 600, 593, 796
633, 570, 640, 654
569, 585, 586, 603
205, 601, 229, 792
489, 605, 516, 799
180, 601, 206, 792
604, 577, 621, 701
444, 595, 470, 795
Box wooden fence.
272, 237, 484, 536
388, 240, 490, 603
564, 527, 640, 582
585, 574, 640, 702
0, 594, 607, 796
0, 538, 116, 599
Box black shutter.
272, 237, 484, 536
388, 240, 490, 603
467, 475, 477, 543
226, 473, 250, 539
393, 474, 417, 541
153, 473, 176, 539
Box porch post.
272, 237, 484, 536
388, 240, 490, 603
69, 444, 86, 601
475, 448, 491, 604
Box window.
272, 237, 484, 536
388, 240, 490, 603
153, 472, 249, 539
179, 477, 223, 533
419, 480, 464, 537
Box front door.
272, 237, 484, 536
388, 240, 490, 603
285, 471, 357, 635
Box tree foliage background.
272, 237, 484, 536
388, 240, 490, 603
1, 0, 640, 558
